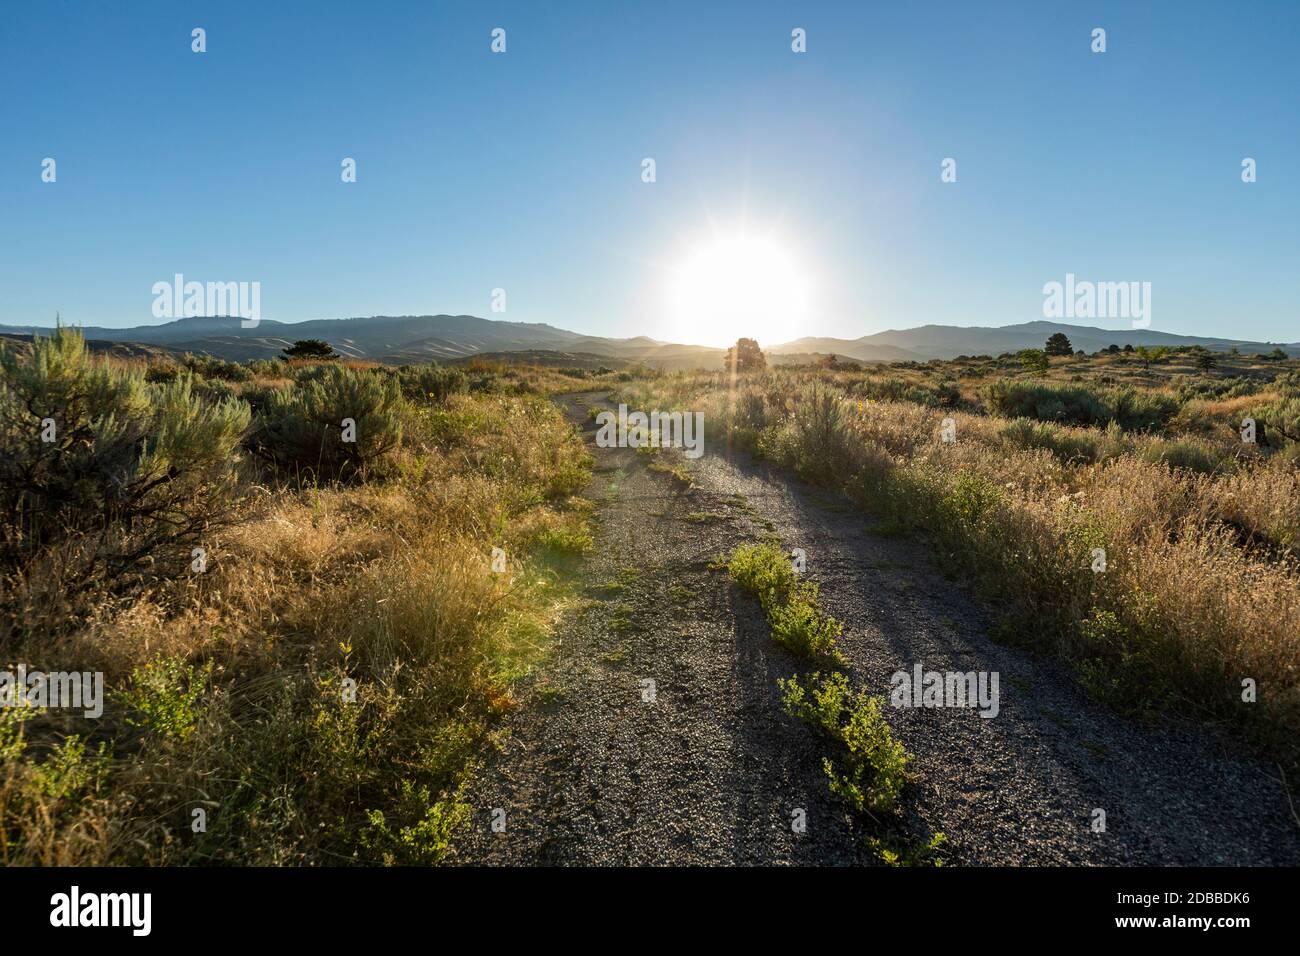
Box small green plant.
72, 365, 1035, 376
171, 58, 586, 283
867, 830, 947, 866
0, 709, 111, 865
360, 781, 470, 865
117, 655, 212, 741
728, 542, 798, 606
728, 543, 844, 663
767, 587, 844, 662
533, 523, 593, 554
646, 456, 693, 486
780, 671, 910, 815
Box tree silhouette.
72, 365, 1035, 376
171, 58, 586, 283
725, 337, 766, 373
282, 339, 339, 361
1044, 332, 1073, 356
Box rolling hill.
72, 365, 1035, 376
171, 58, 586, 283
2, 315, 1295, 367
769, 320, 1300, 362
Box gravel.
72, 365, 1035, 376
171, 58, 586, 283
450, 392, 1300, 866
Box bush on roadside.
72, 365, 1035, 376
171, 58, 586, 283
0, 329, 250, 591
249, 365, 404, 481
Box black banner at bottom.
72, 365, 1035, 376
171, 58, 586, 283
0, 865, 1284, 940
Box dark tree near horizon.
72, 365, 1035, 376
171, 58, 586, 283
726, 337, 766, 373
1194, 351, 1219, 372
1044, 332, 1073, 356
282, 339, 339, 361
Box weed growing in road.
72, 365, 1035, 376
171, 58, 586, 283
647, 456, 694, 487
768, 595, 844, 664
730, 541, 911, 850
728, 541, 797, 600
780, 671, 910, 815
866, 830, 947, 867
683, 510, 728, 524
728, 543, 843, 664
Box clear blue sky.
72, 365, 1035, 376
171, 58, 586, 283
2, 0, 1297, 344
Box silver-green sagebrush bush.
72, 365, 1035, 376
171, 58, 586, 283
390, 363, 468, 403
249, 364, 404, 481
0, 328, 249, 587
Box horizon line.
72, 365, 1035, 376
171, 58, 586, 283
1, 314, 1296, 347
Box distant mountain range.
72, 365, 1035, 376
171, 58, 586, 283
0, 315, 724, 369
770, 321, 1300, 362
1, 315, 1295, 368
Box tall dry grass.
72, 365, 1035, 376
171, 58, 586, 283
617, 366, 1300, 766
1, 358, 593, 864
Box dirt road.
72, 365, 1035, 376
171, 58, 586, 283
451, 392, 1300, 865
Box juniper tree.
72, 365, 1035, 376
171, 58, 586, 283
726, 337, 766, 374
281, 339, 339, 361
1044, 332, 1073, 356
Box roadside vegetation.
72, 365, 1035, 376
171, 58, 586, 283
6, 328, 1295, 864
628, 342, 1300, 771
0, 329, 595, 864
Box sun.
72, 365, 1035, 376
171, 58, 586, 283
665, 235, 809, 349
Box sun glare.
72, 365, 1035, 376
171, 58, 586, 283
666, 236, 808, 348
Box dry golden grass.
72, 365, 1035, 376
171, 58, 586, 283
616, 360, 1300, 765
1, 374, 594, 865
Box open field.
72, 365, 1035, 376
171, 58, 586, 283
613, 346, 1300, 770
0, 332, 598, 864
3, 332, 1298, 865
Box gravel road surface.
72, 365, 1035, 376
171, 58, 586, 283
451, 392, 1300, 866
